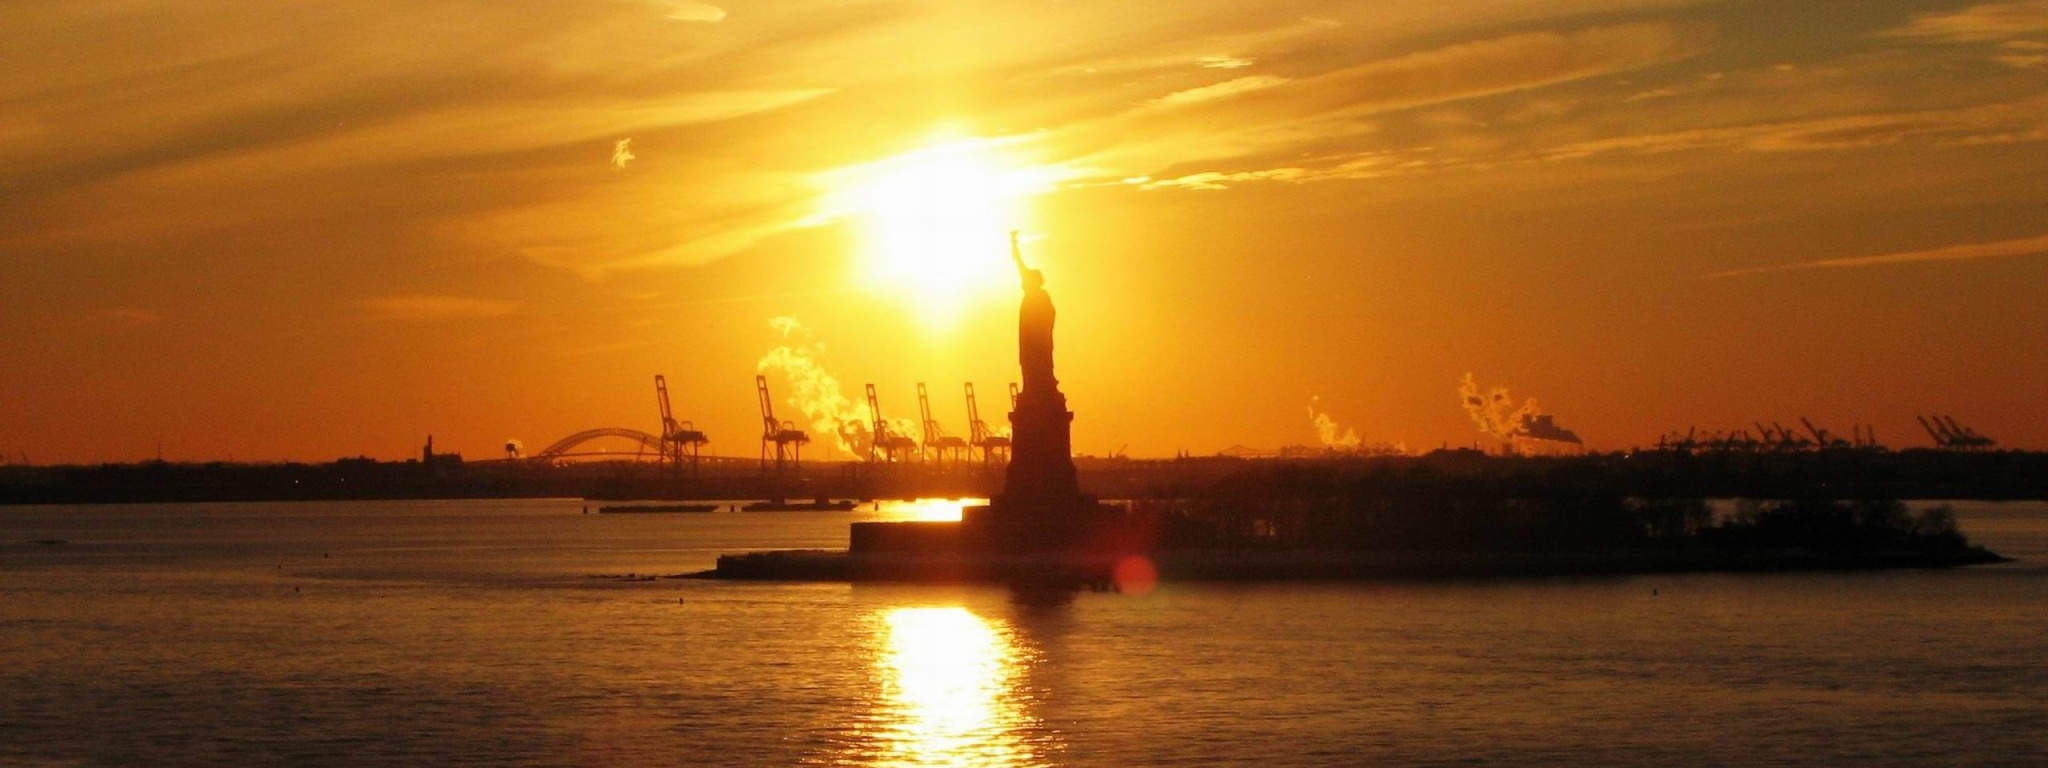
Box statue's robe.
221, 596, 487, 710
1018, 280, 1057, 396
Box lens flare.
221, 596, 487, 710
1112, 555, 1159, 595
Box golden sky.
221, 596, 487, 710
3, 0, 2047, 462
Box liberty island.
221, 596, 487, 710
712, 234, 1153, 585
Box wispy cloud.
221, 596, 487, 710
361, 295, 518, 321
1097, 22, 1707, 187
1890, 1, 2048, 42
1996, 40, 2048, 67
656, 1, 726, 23
611, 138, 635, 169
1044, 15, 1342, 79
1712, 233, 2048, 277
1140, 151, 1410, 190
1176, 23, 1704, 125
1152, 75, 1290, 106
1199, 55, 1254, 69
1541, 96, 2048, 160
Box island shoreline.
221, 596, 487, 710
697, 545, 2010, 584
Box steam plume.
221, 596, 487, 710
1307, 396, 1361, 449
757, 317, 872, 457
1459, 373, 1583, 451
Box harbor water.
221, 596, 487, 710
3, 499, 2045, 766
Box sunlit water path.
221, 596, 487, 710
3, 500, 2045, 766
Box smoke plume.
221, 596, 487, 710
757, 317, 873, 457
1459, 373, 1583, 451
1307, 396, 1362, 450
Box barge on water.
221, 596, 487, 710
597, 503, 718, 514
739, 498, 858, 512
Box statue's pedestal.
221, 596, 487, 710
1004, 387, 1080, 497
850, 494, 1149, 558
946, 383, 1134, 553
960, 492, 1132, 554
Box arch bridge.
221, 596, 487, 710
528, 428, 755, 470
532, 428, 667, 462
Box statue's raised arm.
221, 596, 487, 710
1011, 230, 1029, 280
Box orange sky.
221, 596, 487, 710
4, 0, 2047, 463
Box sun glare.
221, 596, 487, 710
820, 137, 1062, 328
887, 497, 983, 522
875, 607, 1033, 765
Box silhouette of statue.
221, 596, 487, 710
1013, 232, 1058, 396
1003, 232, 1081, 499
876, 231, 1124, 558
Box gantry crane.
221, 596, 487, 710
1753, 422, 1779, 451
1945, 416, 1996, 450
1919, 415, 1996, 451
1800, 417, 1851, 450
654, 374, 708, 474
965, 383, 1011, 466
1772, 421, 1812, 452
1656, 427, 1698, 454
1918, 415, 1948, 446
756, 374, 810, 474
916, 383, 970, 467
865, 383, 918, 463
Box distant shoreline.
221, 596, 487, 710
8, 448, 2048, 505
702, 545, 2010, 583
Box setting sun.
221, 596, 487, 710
9, 3, 2048, 766
818, 136, 1063, 327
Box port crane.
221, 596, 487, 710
1800, 417, 1853, 450
917, 383, 970, 467
1657, 417, 1895, 456
654, 374, 708, 473
865, 383, 919, 463
755, 374, 810, 474
965, 383, 1011, 466
1767, 421, 1811, 452
1656, 427, 1700, 454
1752, 422, 1779, 451
1918, 415, 1996, 451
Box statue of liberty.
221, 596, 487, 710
1012, 231, 1059, 398
1003, 231, 1080, 498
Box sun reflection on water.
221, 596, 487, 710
881, 498, 986, 522
873, 606, 1037, 767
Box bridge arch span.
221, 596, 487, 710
533, 428, 665, 461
